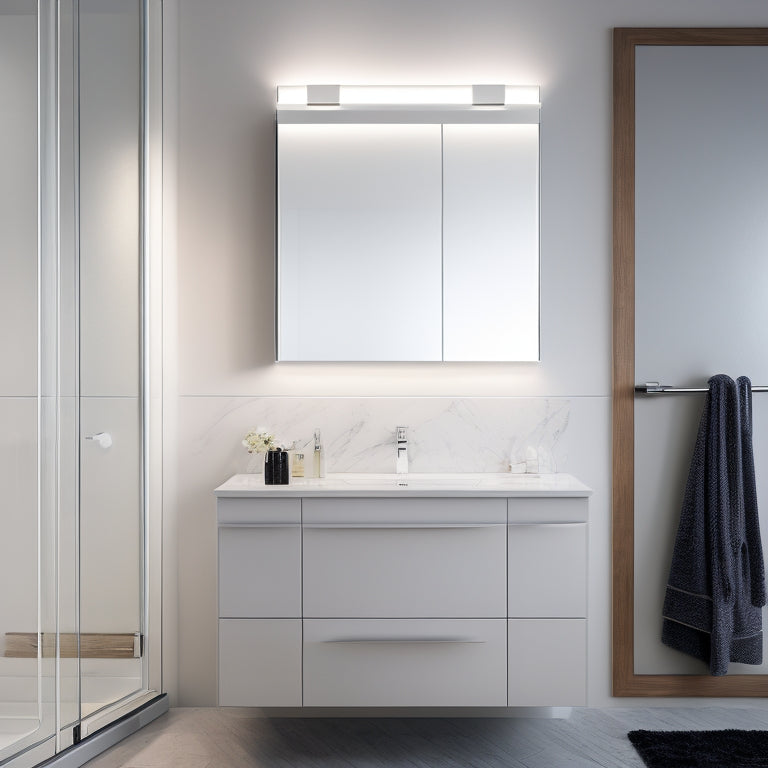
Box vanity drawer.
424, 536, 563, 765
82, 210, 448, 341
303, 618, 507, 706
508, 619, 586, 706
507, 497, 588, 524
217, 497, 301, 525
218, 521, 301, 618
218, 619, 302, 706
507, 522, 587, 617
303, 498, 506, 618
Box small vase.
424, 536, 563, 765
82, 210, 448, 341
245, 452, 264, 474
264, 449, 290, 485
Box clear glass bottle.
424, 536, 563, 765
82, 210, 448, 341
313, 428, 326, 478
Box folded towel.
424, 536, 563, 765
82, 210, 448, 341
661, 374, 766, 675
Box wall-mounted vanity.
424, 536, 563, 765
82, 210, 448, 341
215, 472, 590, 709
276, 85, 540, 362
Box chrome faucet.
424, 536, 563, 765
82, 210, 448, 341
395, 426, 408, 474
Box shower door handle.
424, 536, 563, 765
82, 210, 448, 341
85, 432, 113, 449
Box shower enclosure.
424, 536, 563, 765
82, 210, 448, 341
0, 0, 163, 765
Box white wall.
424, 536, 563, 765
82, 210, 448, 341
166, 0, 768, 707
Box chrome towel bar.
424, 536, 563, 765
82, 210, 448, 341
636, 381, 768, 395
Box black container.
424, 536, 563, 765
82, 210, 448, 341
264, 448, 290, 485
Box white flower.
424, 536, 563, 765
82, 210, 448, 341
242, 427, 278, 454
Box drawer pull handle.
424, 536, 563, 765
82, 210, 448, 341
218, 523, 301, 528
303, 523, 505, 530
507, 522, 586, 527
321, 637, 485, 644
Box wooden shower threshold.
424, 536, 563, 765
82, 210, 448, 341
3, 632, 140, 659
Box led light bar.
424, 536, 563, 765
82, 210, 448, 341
276, 84, 540, 108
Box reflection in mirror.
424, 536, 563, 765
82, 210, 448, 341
634, 44, 768, 676
635, 45, 768, 384
276, 89, 540, 362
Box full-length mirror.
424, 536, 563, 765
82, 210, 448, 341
276, 86, 540, 362
613, 28, 768, 698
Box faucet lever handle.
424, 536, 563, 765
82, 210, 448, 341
396, 426, 407, 442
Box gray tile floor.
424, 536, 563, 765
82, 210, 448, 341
83, 706, 768, 768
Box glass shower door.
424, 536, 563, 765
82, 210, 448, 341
54, 0, 145, 737
62, 0, 163, 744
0, 0, 162, 764
0, 2, 58, 763
76, 0, 144, 724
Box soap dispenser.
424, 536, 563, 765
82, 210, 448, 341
292, 451, 305, 478
313, 428, 326, 478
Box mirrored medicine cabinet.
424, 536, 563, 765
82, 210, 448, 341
276, 85, 541, 362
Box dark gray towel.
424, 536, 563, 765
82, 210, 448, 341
661, 374, 766, 675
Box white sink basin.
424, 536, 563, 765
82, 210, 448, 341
341, 473, 480, 488
217, 472, 591, 497
477, 474, 542, 483
339, 473, 563, 491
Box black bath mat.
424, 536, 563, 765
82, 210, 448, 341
628, 729, 768, 767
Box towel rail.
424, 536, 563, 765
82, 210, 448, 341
636, 382, 768, 395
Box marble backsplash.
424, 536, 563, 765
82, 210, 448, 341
192, 397, 572, 476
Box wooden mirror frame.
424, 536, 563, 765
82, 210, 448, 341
612, 27, 768, 696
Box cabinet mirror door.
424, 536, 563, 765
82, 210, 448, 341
277, 118, 539, 362
277, 123, 443, 362
442, 123, 539, 362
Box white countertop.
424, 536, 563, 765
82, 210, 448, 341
214, 472, 592, 498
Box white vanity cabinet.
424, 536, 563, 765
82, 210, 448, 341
214, 474, 590, 710
507, 498, 588, 706
302, 498, 507, 706
303, 618, 508, 707
217, 498, 302, 706
302, 498, 507, 618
